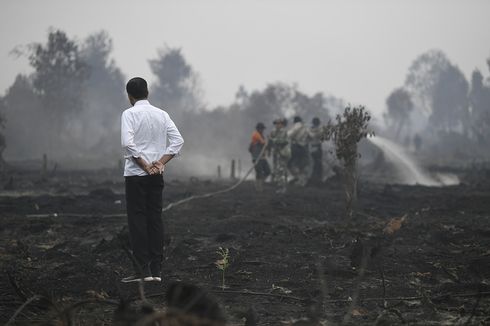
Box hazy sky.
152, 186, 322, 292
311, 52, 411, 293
1, 0, 489, 117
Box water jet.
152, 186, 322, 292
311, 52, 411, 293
367, 136, 458, 186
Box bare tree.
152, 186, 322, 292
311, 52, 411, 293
430, 64, 469, 134
405, 49, 470, 135
384, 88, 413, 140
28, 29, 88, 153
2, 75, 45, 159
324, 105, 372, 218
149, 46, 203, 123
79, 30, 126, 156
469, 69, 490, 145
405, 49, 450, 116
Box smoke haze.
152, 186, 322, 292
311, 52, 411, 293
0, 1, 489, 176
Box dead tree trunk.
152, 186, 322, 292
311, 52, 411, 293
344, 150, 358, 219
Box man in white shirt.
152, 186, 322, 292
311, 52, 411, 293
287, 116, 309, 186
121, 77, 184, 283
308, 117, 323, 185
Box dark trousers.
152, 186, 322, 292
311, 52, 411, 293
125, 174, 164, 275
253, 158, 271, 180
289, 144, 309, 170
310, 145, 323, 184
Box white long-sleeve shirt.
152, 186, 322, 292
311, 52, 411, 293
287, 122, 309, 146
121, 100, 184, 176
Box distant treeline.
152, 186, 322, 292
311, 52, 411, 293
383, 50, 490, 161
0, 29, 343, 171
0, 29, 489, 171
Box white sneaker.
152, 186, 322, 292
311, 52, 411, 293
121, 275, 155, 283
121, 275, 143, 283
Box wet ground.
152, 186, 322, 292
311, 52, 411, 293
0, 168, 489, 325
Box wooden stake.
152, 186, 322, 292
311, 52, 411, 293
42, 154, 47, 176
230, 159, 236, 179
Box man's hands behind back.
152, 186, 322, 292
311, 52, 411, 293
150, 161, 165, 175
133, 157, 165, 175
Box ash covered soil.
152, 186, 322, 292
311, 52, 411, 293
1, 169, 490, 325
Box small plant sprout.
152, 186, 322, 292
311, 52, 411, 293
215, 247, 230, 290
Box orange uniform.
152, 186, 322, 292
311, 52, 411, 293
251, 130, 266, 146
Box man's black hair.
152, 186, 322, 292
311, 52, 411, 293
293, 116, 302, 123
312, 117, 320, 126
256, 122, 266, 130
126, 77, 149, 100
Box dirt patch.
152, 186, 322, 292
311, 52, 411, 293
0, 170, 489, 325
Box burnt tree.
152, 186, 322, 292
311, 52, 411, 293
324, 105, 372, 218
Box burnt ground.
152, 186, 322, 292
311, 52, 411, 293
0, 168, 490, 325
